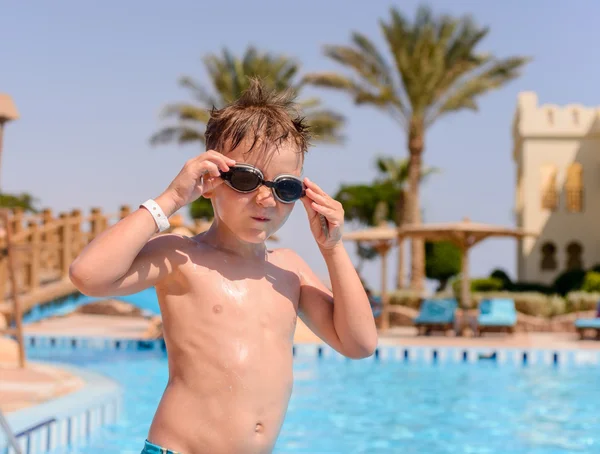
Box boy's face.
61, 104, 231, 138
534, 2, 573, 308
209, 139, 303, 244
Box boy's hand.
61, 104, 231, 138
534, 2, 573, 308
157, 150, 235, 216
301, 177, 344, 250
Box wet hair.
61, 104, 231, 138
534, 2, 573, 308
205, 77, 311, 158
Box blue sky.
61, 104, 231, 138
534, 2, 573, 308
2, 0, 599, 292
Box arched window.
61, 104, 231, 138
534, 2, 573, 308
565, 163, 583, 212
566, 241, 583, 270
540, 242, 557, 271
540, 164, 558, 210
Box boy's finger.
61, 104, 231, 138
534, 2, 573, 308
311, 202, 335, 218
305, 188, 330, 206
304, 177, 328, 197
301, 195, 318, 219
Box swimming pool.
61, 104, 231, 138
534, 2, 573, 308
27, 346, 600, 454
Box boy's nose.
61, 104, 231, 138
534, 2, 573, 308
255, 185, 276, 207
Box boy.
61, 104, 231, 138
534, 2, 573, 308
69, 79, 378, 454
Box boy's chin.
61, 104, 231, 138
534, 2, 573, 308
237, 228, 273, 244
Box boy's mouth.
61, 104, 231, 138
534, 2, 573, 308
251, 216, 271, 222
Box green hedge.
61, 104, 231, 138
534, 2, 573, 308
582, 272, 600, 293
384, 289, 599, 318
388, 290, 422, 309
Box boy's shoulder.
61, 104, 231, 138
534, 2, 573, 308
269, 247, 311, 272
147, 232, 197, 248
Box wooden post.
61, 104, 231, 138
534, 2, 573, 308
90, 207, 103, 240
58, 213, 72, 277
27, 221, 40, 291
11, 208, 23, 235
119, 205, 131, 219
41, 208, 55, 269
374, 240, 392, 331
0, 210, 26, 368
0, 227, 6, 300
70, 209, 82, 255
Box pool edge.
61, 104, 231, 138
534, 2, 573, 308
0, 362, 123, 454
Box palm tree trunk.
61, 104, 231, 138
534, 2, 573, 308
395, 190, 406, 289
407, 118, 425, 291
396, 239, 405, 289
0, 122, 4, 193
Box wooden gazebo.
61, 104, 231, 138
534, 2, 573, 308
398, 218, 536, 309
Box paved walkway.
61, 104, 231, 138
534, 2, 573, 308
0, 354, 84, 413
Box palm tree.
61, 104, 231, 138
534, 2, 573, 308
151, 46, 344, 148
304, 5, 530, 290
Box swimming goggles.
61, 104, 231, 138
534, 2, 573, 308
220, 163, 305, 204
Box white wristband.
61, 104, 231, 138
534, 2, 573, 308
140, 199, 171, 233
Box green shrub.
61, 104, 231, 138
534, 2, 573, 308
452, 277, 503, 297
510, 281, 555, 295
553, 269, 586, 296
489, 269, 512, 289
589, 263, 600, 273
388, 290, 423, 309
472, 277, 504, 292
582, 272, 600, 293
565, 292, 600, 312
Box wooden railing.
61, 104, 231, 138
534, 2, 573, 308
0, 206, 138, 367
0, 206, 133, 308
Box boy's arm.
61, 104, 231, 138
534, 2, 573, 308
69, 151, 235, 297
69, 194, 183, 297
290, 245, 378, 360
297, 177, 378, 359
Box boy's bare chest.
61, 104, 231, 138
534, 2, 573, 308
179, 259, 301, 317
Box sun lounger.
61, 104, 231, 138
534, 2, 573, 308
475, 298, 517, 336
574, 317, 600, 340
413, 298, 457, 336
369, 295, 382, 318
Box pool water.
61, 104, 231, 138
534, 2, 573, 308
28, 348, 600, 454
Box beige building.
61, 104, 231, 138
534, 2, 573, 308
513, 92, 600, 285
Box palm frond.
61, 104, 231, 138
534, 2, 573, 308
428, 56, 530, 124
178, 76, 219, 107
305, 109, 345, 144
302, 72, 356, 90
351, 31, 391, 81
159, 103, 211, 123
150, 126, 205, 146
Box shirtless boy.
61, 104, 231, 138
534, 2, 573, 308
69, 79, 378, 454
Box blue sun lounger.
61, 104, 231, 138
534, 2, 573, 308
475, 298, 517, 336
574, 317, 600, 340
413, 298, 457, 335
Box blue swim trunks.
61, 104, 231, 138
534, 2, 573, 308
140, 439, 181, 454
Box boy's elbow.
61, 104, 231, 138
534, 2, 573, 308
69, 261, 104, 297
345, 338, 378, 360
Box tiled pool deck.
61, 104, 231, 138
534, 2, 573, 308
2, 315, 600, 453
1, 363, 121, 454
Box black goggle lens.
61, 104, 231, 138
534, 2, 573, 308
229, 169, 261, 192
274, 177, 304, 202
223, 167, 304, 203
